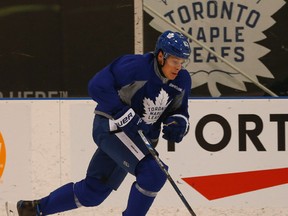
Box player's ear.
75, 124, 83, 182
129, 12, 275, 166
157, 50, 164, 66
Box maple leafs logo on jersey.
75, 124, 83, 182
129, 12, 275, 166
143, 89, 171, 124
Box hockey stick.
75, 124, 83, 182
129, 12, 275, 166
138, 130, 197, 216
143, 3, 278, 97
168, 140, 175, 151
163, 121, 176, 151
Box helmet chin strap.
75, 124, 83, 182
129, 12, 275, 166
157, 58, 167, 78
156, 51, 167, 78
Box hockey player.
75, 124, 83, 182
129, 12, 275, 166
17, 30, 192, 216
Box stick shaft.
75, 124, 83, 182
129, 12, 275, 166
168, 140, 175, 151
138, 130, 197, 216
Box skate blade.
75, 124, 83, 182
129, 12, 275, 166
5, 202, 18, 216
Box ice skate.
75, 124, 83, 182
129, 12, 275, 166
17, 200, 42, 216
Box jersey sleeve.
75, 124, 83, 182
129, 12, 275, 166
88, 55, 146, 115
168, 70, 191, 119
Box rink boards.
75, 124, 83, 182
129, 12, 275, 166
0, 98, 287, 214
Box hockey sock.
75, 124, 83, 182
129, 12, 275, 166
73, 176, 113, 206
123, 182, 156, 216
40, 182, 78, 215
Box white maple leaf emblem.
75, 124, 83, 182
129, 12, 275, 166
143, 89, 171, 124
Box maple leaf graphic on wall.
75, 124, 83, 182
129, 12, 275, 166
144, 0, 286, 96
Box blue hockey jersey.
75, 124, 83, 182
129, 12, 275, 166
88, 52, 191, 131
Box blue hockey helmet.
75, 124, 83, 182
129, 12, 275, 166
154, 30, 191, 60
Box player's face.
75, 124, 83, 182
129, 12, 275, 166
158, 52, 186, 80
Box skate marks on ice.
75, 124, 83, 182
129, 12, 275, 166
5, 202, 18, 216
4, 204, 288, 215
58, 207, 288, 216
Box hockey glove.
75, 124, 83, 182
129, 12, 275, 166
162, 114, 189, 143
113, 107, 149, 138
